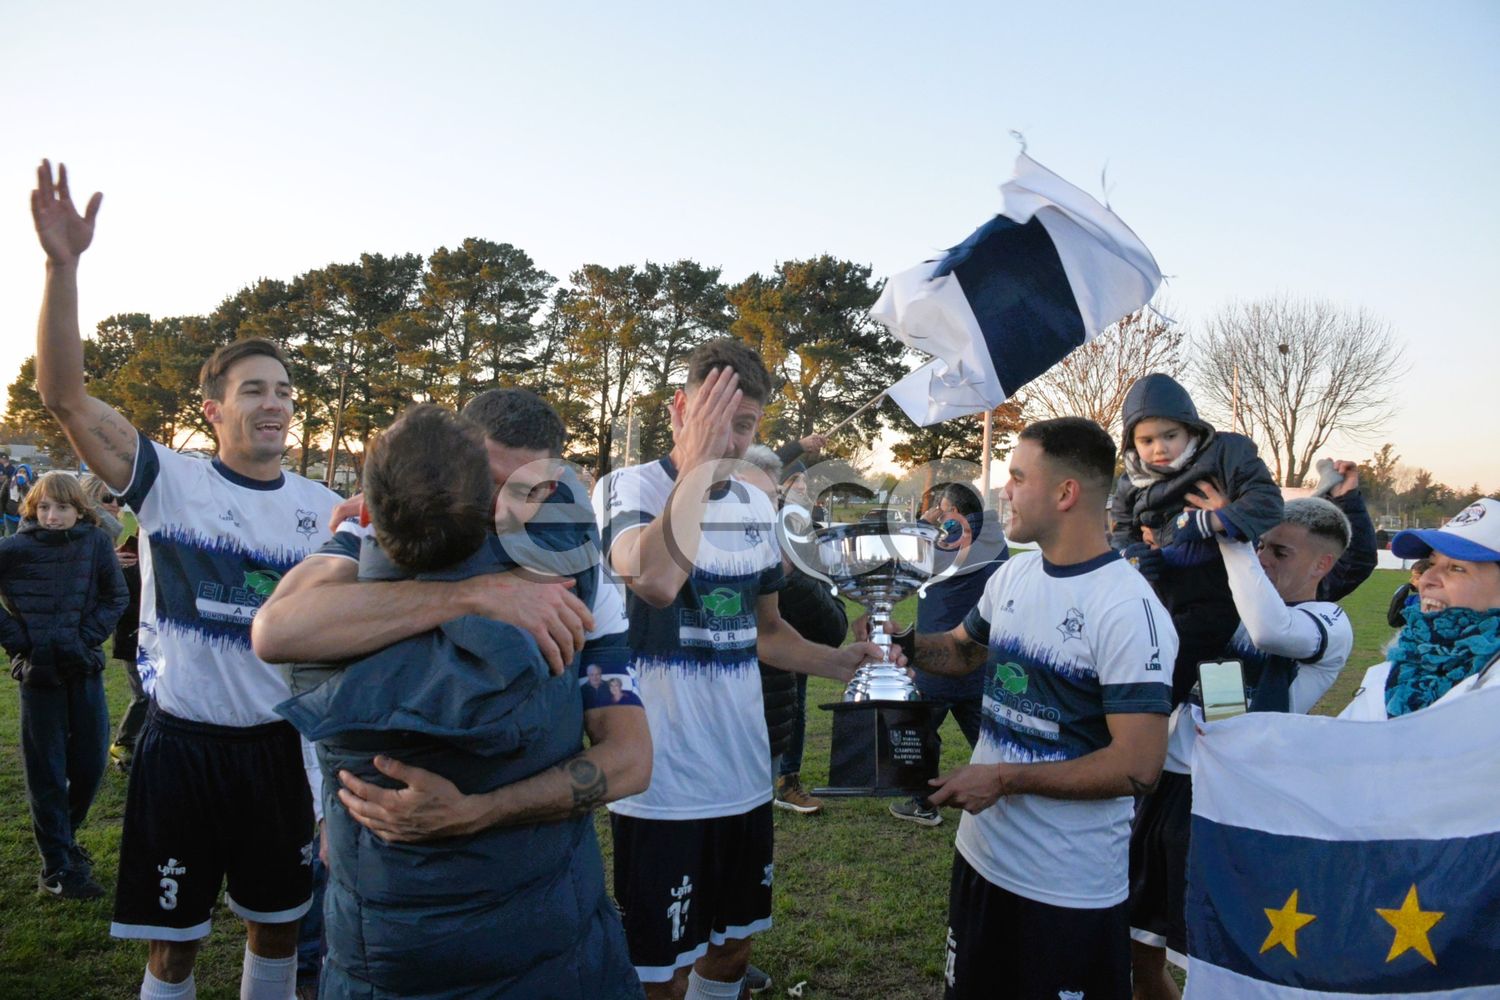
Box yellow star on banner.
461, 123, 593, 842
1260, 889, 1317, 957
1377, 884, 1444, 964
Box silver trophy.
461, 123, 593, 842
812, 520, 939, 701
778, 511, 946, 796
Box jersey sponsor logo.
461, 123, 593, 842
678, 594, 757, 649
993, 661, 1029, 695
992, 698, 1062, 739
701, 587, 743, 617
195, 570, 279, 624
1056, 607, 1086, 642
1146, 648, 1163, 671
294, 508, 318, 539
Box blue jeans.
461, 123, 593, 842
19, 671, 110, 876
778, 674, 810, 777
297, 852, 328, 987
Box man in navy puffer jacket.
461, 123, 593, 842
277, 406, 641, 1000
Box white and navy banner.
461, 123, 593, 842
875, 153, 1162, 426
1183, 686, 1500, 998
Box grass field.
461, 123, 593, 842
0, 569, 1406, 999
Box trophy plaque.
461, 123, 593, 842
805, 518, 943, 797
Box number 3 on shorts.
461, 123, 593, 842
159, 877, 179, 911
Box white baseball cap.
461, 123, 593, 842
1391, 498, 1500, 563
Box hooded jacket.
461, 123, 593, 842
277, 496, 640, 1000
1110, 374, 1283, 550
0, 520, 127, 687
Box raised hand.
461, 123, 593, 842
669, 367, 742, 471
31, 161, 102, 266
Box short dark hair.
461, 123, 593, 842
940, 483, 983, 517
684, 338, 773, 404
460, 388, 566, 455
1018, 418, 1117, 495
363, 405, 493, 572
200, 339, 291, 402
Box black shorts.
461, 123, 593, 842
945, 854, 1131, 1000
1127, 769, 1192, 961
609, 803, 774, 983
111, 708, 316, 941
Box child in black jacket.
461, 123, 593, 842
0, 471, 127, 899
1109, 374, 1283, 705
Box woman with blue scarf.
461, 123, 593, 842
1341, 498, 1500, 719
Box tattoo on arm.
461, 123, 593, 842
915, 633, 986, 676
564, 757, 608, 817
85, 417, 134, 465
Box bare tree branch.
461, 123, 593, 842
1190, 296, 1408, 486
1014, 306, 1186, 441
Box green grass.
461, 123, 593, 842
0, 569, 1408, 999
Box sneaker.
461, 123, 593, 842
888, 797, 942, 827
773, 774, 824, 815
70, 842, 95, 874
109, 742, 133, 774
745, 964, 772, 994
39, 868, 105, 900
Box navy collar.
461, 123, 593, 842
1042, 549, 1121, 578
212, 457, 285, 491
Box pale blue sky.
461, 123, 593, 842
4, 1, 1497, 486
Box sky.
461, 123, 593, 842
4, 1, 1497, 487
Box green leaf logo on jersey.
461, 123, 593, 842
701, 587, 743, 617
243, 570, 283, 598
994, 661, 1028, 695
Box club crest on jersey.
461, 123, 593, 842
295, 508, 319, 538
742, 516, 763, 544
1056, 607, 1086, 642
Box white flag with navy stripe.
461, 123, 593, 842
875, 153, 1162, 426
1183, 685, 1500, 999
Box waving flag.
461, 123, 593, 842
1184, 686, 1500, 998
876, 153, 1162, 426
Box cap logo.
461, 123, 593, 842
1451, 503, 1487, 526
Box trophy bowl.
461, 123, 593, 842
814, 519, 939, 702
801, 518, 943, 796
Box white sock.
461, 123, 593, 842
685, 969, 745, 1000
141, 969, 195, 1000
240, 945, 297, 1000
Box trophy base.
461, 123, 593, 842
811, 700, 942, 798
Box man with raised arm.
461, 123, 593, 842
252, 387, 651, 845
916, 417, 1177, 1000
30, 162, 590, 1000
32, 161, 340, 1000
595, 338, 894, 1000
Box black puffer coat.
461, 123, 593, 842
1110, 374, 1283, 548
761, 567, 849, 759
0, 520, 127, 687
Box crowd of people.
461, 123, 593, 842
10, 159, 1500, 1000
